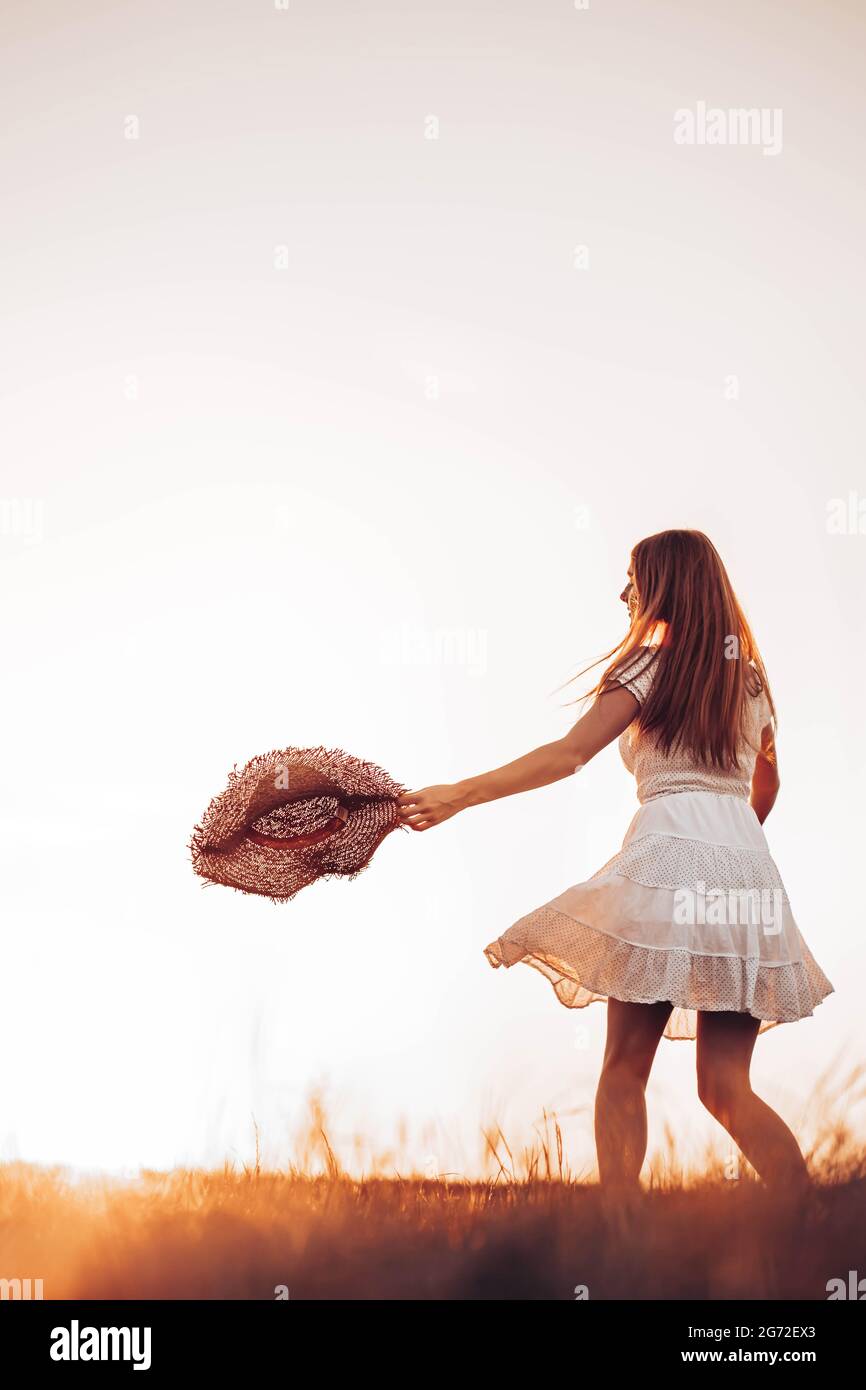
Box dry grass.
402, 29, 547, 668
2, 1068, 864, 1301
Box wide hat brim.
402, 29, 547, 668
189, 745, 407, 903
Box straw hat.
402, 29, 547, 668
189, 745, 407, 903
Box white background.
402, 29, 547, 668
1, 0, 863, 1175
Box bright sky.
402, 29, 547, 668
1, 0, 864, 1177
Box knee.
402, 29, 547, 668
600, 1051, 651, 1092
697, 1068, 748, 1120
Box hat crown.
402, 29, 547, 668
251, 795, 342, 841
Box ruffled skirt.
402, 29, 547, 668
484, 791, 834, 1041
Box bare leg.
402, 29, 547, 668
696, 1011, 809, 1193
595, 997, 673, 1191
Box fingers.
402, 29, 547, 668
397, 792, 432, 830
397, 790, 443, 830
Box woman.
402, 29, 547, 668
397, 529, 834, 1195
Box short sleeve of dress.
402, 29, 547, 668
613, 646, 659, 705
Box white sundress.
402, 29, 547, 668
484, 646, 835, 1041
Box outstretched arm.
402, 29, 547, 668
397, 685, 640, 831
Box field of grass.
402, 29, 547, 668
2, 1076, 864, 1300
2, 1163, 865, 1300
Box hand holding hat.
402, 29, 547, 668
396, 783, 470, 831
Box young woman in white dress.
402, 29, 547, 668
397, 529, 833, 1196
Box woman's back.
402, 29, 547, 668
616, 645, 771, 804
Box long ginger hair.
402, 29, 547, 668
567, 530, 776, 771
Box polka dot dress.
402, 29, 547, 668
484, 646, 834, 1041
